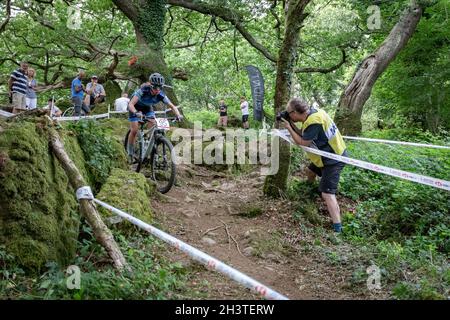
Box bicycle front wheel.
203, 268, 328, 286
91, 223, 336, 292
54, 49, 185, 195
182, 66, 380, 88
124, 129, 143, 172
148, 136, 176, 194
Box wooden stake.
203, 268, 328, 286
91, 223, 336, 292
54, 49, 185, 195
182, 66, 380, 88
48, 127, 129, 272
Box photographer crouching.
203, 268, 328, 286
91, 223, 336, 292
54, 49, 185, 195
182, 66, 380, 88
279, 98, 348, 233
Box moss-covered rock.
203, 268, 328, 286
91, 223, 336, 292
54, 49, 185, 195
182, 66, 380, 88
98, 118, 130, 143
0, 120, 82, 272
239, 205, 263, 218
96, 169, 155, 234
103, 80, 123, 106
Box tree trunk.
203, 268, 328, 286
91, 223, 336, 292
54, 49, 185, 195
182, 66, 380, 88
48, 128, 129, 272
264, 0, 311, 197
113, 0, 179, 105
334, 0, 423, 135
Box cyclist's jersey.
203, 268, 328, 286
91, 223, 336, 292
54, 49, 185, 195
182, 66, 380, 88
132, 86, 171, 113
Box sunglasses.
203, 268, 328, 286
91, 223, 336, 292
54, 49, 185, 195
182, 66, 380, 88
151, 85, 162, 90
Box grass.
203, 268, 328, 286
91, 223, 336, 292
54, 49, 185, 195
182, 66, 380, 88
287, 128, 450, 299
0, 224, 190, 300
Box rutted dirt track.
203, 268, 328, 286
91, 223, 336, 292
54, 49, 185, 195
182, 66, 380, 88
152, 164, 388, 300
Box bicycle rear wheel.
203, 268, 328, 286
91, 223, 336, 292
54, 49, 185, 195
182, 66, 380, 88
147, 135, 176, 194
62, 107, 75, 117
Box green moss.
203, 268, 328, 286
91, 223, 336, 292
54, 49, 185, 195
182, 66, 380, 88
334, 107, 362, 135
98, 118, 130, 144
264, 141, 291, 197
67, 120, 128, 191
0, 121, 81, 272
239, 206, 263, 218
103, 80, 122, 106
96, 169, 155, 234
137, 0, 166, 50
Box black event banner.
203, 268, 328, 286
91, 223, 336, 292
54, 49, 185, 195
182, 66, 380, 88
245, 65, 265, 122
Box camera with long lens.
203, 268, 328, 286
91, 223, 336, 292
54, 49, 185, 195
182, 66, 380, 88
276, 110, 290, 121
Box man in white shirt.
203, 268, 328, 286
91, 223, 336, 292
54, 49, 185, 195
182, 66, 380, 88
240, 96, 250, 129
43, 98, 62, 117
114, 93, 130, 112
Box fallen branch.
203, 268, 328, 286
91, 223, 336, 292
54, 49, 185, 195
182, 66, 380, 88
48, 125, 129, 272
201, 225, 223, 237
219, 219, 244, 258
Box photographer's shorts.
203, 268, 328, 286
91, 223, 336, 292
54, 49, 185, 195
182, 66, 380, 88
308, 162, 345, 195
242, 114, 249, 122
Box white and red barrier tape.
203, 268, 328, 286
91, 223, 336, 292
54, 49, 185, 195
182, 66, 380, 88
271, 129, 450, 192
343, 135, 450, 150
55, 113, 110, 122
92, 198, 289, 300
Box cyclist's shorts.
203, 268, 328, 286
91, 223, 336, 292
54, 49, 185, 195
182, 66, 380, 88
129, 110, 155, 122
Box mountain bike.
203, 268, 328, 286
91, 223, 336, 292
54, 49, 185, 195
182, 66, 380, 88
124, 114, 177, 194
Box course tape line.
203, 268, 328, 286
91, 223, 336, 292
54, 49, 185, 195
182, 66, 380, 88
55, 113, 110, 121
92, 198, 289, 300
271, 129, 450, 192
343, 135, 450, 150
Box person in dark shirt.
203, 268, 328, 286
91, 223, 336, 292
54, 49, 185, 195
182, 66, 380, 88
126, 73, 182, 163
281, 98, 348, 233
217, 100, 228, 127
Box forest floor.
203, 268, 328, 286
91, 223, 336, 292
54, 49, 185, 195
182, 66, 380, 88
152, 163, 392, 300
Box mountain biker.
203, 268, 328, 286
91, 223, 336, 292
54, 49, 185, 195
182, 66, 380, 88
126, 72, 183, 163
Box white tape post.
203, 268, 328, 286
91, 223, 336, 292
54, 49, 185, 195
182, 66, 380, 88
271, 129, 450, 192
76, 186, 94, 200
343, 136, 450, 150
93, 198, 289, 300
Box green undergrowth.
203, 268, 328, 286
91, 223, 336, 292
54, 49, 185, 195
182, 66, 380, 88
66, 120, 127, 192
287, 128, 449, 299
0, 226, 189, 300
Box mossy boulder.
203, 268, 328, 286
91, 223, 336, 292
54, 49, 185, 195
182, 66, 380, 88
239, 205, 263, 218
184, 135, 258, 173
103, 80, 123, 106
0, 120, 82, 272
96, 169, 155, 233
98, 118, 130, 143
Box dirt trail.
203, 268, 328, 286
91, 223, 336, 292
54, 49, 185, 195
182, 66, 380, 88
152, 164, 382, 300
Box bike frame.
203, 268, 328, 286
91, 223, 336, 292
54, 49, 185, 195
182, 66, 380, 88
137, 117, 171, 162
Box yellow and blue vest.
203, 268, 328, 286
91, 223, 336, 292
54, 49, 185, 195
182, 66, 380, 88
299, 108, 347, 168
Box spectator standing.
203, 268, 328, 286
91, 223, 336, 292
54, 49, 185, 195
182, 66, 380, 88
8, 61, 29, 114
217, 100, 228, 127
240, 96, 250, 129
26, 68, 38, 110
71, 70, 90, 116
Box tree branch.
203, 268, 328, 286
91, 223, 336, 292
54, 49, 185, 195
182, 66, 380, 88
295, 48, 347, 74
0, 0, 11, 34
112, 0, 139, 22
167, 0, 277, 62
